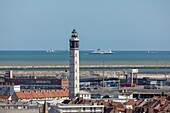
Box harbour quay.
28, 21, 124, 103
0, 64, 170, 70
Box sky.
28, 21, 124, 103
0, 0, 170, 51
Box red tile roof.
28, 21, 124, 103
125, 100, 136, 106
15, 90, 68, 99
112, 102, 120, 106
116, 107, 125, 111
0, 94, 10, 100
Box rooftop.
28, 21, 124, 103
14, 89, 68, 99
124, 100, 136, 106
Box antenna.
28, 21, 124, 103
165, 62, 167, 79
32, 66, 34, 76
102, 60, 105, 87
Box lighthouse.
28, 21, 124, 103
69, 29, 80, 99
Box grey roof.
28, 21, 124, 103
0, 109, 39, 113
0, 102, 27, 106
78, 90, 90, 94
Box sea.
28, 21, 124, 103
0, 50, 170, 72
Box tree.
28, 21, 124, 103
102, 95, 110, 98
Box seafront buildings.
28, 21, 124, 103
0, 29, 170, 113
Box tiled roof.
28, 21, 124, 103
116, 107, 125, 111
115, 102, 125, 111
112, 102, 120, 106
66, 97, 125, 112
125, 100, 136, 106
0, 94, 10, 100
17, 91, 32, 99
15, 90, 68, 99
31, 90, 44, 98
135, 96, 170, 112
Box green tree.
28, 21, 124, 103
102, 95, 110, 98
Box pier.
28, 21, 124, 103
0, 65, 170, 70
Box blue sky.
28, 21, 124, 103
0, 0, 170, 51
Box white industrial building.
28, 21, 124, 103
55, 104, 104, 113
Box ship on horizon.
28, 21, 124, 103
46, 49, 58, 53
90, 49, 114, 54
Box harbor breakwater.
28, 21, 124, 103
0, 65, 170, 70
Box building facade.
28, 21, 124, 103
55, 104, 104, 113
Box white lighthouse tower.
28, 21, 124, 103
69, 29, 80, 99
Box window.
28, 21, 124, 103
70, 42, 72, 48
70, 41, 79, 48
